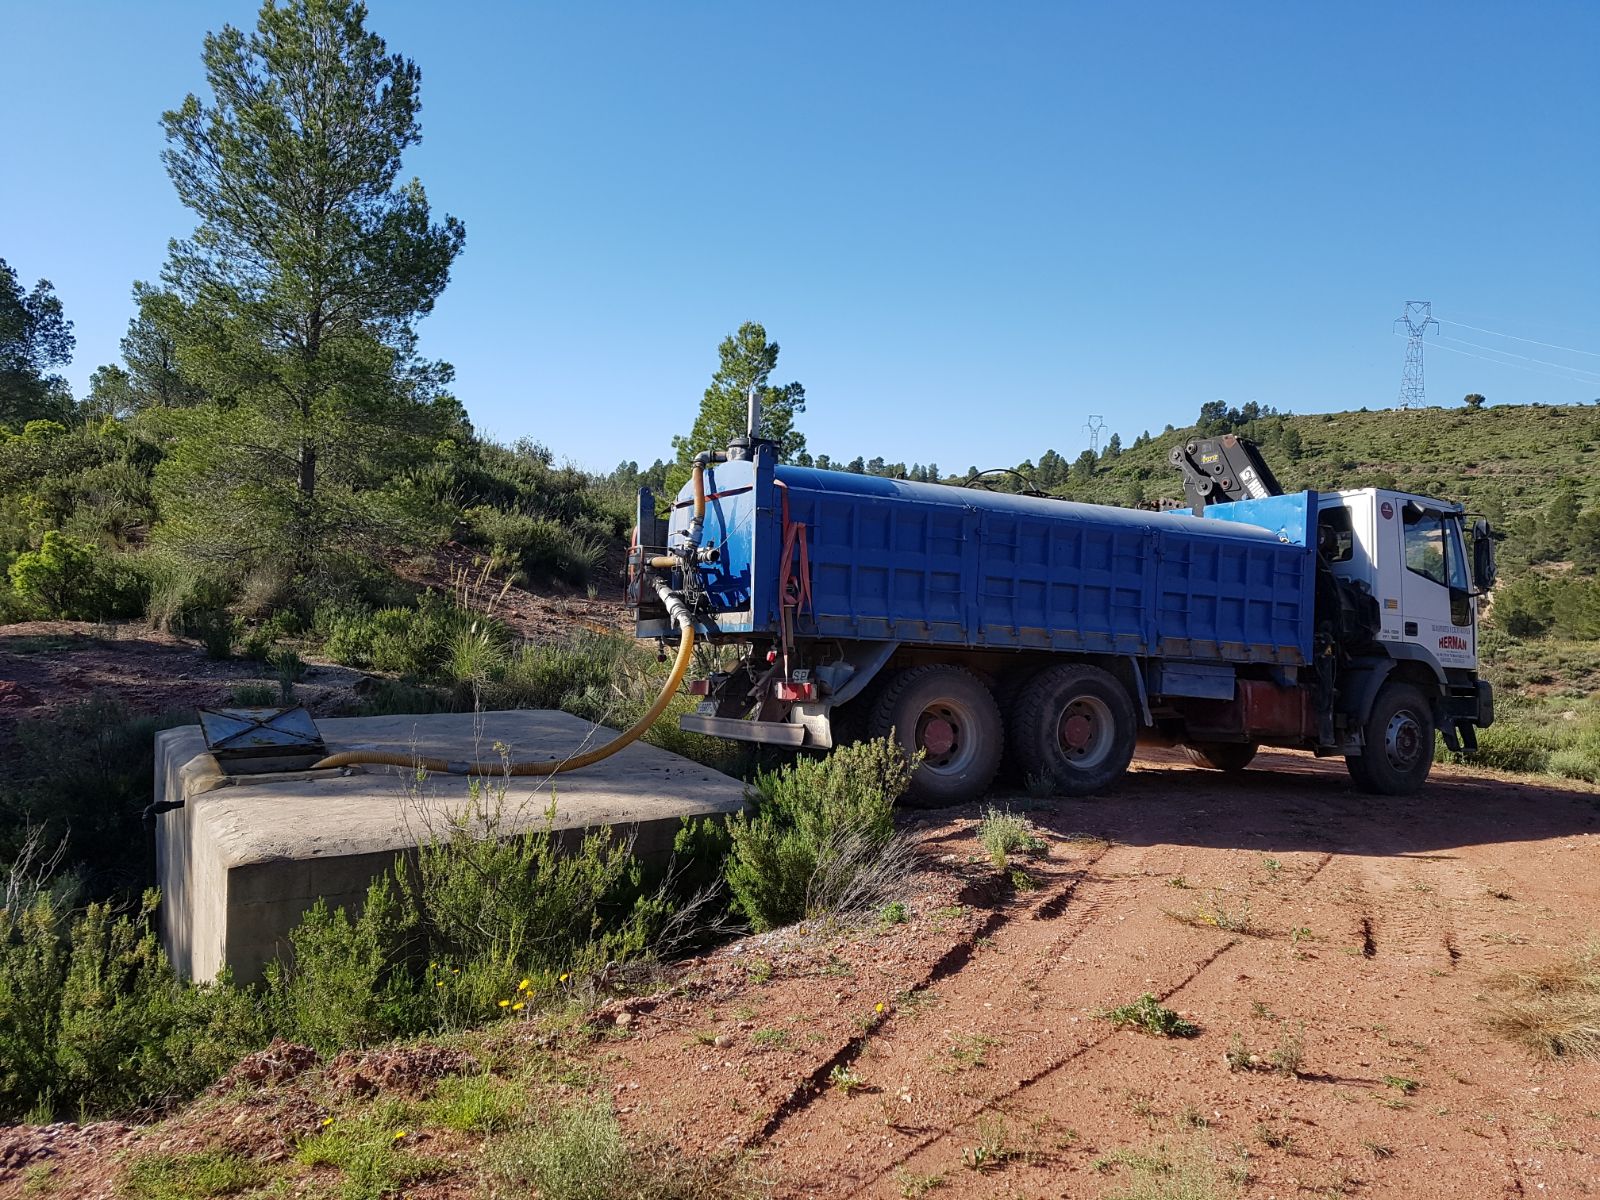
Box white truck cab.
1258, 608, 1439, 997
1318, 489, 1481, 676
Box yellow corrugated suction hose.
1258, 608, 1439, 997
308, 461, 706, 777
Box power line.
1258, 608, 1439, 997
1437, 318, 1600, 360
1437, 334, 1600, 381
1393, 300, 1437, 408
1395, 332, 1600, 388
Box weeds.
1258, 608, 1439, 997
1095, 1140, 1235, 1200
487, 1101, 751, 1199
1101, 994, 1199, 1039
296, 1103, 443, 1200
1483, 942, 1600, 1059
1253, 1123, 1294, 1151
828, 1065, 865, 1093
1225, 1024, 1304, 1077
1165, 893, 1259, 936
959, 1115, 1023, 1172
976, 806, 1047, 871
121, 1149, 264, 1199
943, 1033, 998, 1071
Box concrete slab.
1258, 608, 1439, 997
154, 710, 749, 984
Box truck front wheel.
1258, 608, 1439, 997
868, 665, 1003, 807
1010, 664, 1138, 796
1345, 681, 1435, 795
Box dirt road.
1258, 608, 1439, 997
608, 748, 1600, 1198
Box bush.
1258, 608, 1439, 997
263, 876, 422, 1056
7, 531, 142, 620
725, 739, 916, 931
464, 506, 609, 586
5, 698, 191, 891
54, 892, 265, 1115
134, 550, 234, 633
403, 792, 668, 1011
0, 892, 266, 1121
316, 593, 484, 678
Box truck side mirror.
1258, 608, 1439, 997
1472, 518, 1497, 591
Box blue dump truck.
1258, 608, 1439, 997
630, 431, 1496, 805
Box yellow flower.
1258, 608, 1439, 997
512, 1002, 525, 1011
435, 980, 445, 988
320, 1117, 334, 1127
392, 1129, 407, 1140
559, 972, 570, 983
875, 1003, 885, 1013
518, 978, 531, 992
497, 999, 511, 1008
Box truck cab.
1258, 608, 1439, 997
1319, 489, 1479, 672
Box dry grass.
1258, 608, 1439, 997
1483, 943, 1600, 1059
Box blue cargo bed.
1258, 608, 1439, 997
668, 459, 1317, 667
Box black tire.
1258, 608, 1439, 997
991, 667, 1043, 786
1345, 681, 1435, 795
867, 665, 1003, 807
1009, 663, 1138, 796
1182, 742, 1259, 773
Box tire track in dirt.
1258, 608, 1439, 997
756, 836, 1278, 1197
747, 841, 1119, 1148
839, 846, 1353, 1197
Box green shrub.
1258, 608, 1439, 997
54, 892, 265, 1116
487, 1100, 751, 1200
725, 739, 915, 931
185, 607, 239, 659
317, 601, 378, 667
7, 531, 141, 620
0, 901, 64, 1118
263, 876, 422, 1056
5, 698, 190, 889
316, 593, 485, 678
977, 806, 1047, 871
0, 892, 265, 1122
404, 793, 666, 1009
135, 550, 234, 633
464, 506, 608, 586
229, 683, 275, 706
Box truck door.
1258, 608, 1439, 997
1398, 501, 1475, 669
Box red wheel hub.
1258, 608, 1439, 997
920, 717, 956, 756
1061, 713, 1093, 750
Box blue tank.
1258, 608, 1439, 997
656, 449, 1317, 667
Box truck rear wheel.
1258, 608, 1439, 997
868, 665, 1003, 807
1182, 742, 1258, 773
1010, 664, 1137, 796
1345, 681, 1435, 795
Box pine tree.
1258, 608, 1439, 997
153, 0, 465, 572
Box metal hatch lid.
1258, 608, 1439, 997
197, 705, 327, 771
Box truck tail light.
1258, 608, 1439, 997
685, 679, 711, 696
775, 681, 816, 702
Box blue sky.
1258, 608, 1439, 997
4, 2, 1598, 472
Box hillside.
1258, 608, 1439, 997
1000, 401, 1600, 521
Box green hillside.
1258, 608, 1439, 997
1004, 401, 1600, 517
